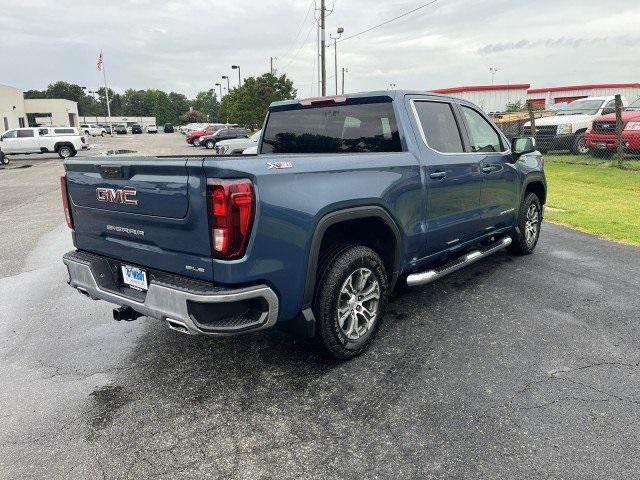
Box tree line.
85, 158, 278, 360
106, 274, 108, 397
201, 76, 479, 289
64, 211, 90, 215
24, 73, 296, 128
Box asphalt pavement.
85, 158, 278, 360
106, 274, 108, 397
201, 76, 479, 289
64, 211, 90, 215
1, 143, 639, 479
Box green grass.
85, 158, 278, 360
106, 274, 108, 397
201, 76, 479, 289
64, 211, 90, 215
545, 153, 640, 170
543, 159, 640, 245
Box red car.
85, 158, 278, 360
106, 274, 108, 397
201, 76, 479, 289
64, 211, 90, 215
585, 97, 640, 156
186, 123, 239, 146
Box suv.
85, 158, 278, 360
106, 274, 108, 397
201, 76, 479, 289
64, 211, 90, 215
201, 127, 248, 149
1, 127, 87, 159
164, 123, 174, 133
131, 124, 143, 134
62, 91, 545, 359
523, 96, 625, 154
80, 124, 106, 137
585, 97, 640, 156
186, 124, 239, 146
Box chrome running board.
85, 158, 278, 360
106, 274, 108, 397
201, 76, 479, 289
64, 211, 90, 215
406, 236, 512, 287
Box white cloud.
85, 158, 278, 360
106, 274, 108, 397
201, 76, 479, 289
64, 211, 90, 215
0, 0, 638, 98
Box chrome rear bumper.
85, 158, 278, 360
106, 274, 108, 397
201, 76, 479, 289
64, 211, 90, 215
63, 250, 279, 336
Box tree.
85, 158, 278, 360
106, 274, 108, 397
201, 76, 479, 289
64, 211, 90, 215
505, 100, 524, 112
192, 90, 220, 122
179, 109, 207, 123
219, 73, 296, 129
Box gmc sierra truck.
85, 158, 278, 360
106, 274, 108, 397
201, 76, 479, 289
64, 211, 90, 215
62, 91, 546, 359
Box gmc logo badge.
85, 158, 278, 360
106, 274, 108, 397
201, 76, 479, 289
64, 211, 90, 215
96, 187, 138, 205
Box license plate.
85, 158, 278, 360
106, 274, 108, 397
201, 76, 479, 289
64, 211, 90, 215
596, 142, 607, 150
121, 265, 148, 290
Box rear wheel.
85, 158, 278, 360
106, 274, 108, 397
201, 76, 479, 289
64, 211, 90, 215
509, 192, 542, 255
313, 245, 388, 360
193, 138, 201, 147
204, 140, 215, 149
57, 145, 74, 159
0, 151, 9, 165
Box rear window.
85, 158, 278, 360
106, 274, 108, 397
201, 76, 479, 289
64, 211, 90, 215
54, 128, 75, 134
261, 101, 402, 154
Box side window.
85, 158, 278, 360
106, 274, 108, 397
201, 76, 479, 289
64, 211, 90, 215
461, 106, 503, 153
39, 128, 49, 136
602, 100, 616, 115
413, 101, 464, 153
17, 129, 35, 138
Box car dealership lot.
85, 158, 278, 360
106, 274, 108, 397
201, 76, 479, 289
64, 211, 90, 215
1, 152, 640, 479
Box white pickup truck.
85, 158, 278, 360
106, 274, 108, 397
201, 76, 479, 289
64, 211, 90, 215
0, 127, 88, 159
79, 124, 106, 136
523, 96, 626, 154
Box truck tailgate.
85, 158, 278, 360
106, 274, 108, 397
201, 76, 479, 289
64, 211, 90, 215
65, 157, 214, 281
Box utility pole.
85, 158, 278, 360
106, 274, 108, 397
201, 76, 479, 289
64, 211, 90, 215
270, 57, 278, 75
320, 0, 326, 96
341, 67, 345, 94
489, 66, 498, 85
615, 94, 625, 169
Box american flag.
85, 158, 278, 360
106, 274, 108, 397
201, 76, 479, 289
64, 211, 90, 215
97, 51, 104, 71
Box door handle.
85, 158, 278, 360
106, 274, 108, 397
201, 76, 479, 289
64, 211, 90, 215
429, 171, 447, 180
481, 165, 496, 173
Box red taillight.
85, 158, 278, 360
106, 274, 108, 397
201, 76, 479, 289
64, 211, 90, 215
81, 135, 86, 144
60, 174, 73, 229
207, 179, 254, 259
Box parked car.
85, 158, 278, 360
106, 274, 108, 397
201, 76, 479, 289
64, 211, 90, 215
215, 130, 261, 154
242, 145, 258, 155
186, 124, 239, 146
80, 124, 106, 137
523, 96, 626, 154
201, 127, 248, 149
61, 90, 545, 359
164, 123, 174, 133
146, 125, 158, 134
1, 126, 87, 159
99, 124, 114, 134
113, 125, 127, 135
585, 97, 640, 157
131, 124, 143, 134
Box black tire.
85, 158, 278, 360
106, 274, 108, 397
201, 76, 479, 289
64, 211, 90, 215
0, 151, 8, 165
570, 133, 589, 155
508, 192, 542, 255
57, 145, 74, 159
193, 138, 201, 147
313, 245, 388, 360
204, 140, 215, 149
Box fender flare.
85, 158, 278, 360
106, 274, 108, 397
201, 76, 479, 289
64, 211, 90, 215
54, 141, 75, 152
522, 174, 547, 204
302, 206, 403, 308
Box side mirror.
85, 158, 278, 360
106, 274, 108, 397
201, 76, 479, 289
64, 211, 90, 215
511, 136, 536, 158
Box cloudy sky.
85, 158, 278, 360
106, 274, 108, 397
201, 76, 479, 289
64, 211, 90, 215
1, 0, 639, 99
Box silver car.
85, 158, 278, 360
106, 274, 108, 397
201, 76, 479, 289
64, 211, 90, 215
215, 130, 261, 155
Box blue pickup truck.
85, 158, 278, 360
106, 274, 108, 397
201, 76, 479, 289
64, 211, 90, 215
62, 91, 545, 359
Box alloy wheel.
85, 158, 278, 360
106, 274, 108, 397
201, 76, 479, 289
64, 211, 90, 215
337, 268, 380, 340
524, 203, 539, 247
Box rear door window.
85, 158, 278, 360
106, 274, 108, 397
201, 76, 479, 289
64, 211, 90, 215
54, 128, 75, 134
17, 129, 35, 138
261, 100, 402, 154
460, 106, 503, 153
412, 101, 464, 153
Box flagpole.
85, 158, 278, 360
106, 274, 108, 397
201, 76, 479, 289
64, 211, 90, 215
100, 50, 113, 136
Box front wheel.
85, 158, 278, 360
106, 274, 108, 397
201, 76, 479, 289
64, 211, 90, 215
571, 133, 589, 155
204, 140, 215, 149
589, 148, 614, 158
313, 245, 388, 360
0, 151, 9, 165
508, 192, 542, 255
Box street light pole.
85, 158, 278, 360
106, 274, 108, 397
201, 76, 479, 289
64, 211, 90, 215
341, 67, 348, 94
329, 27, 344, 95
215, 83, 222, 99
320, 0, 326, 95
231, 65, 241, 87
222, 75, 230, 92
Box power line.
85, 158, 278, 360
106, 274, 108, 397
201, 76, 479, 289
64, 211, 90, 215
337, 0, 439, 44
281, 0, 316, 61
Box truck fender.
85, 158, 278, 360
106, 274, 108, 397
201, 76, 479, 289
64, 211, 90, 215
301, 206, 402, 308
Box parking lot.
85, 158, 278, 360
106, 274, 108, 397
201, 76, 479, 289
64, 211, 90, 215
1, 134, 640, 479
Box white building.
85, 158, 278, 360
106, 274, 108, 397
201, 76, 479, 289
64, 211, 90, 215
0, 84, 79, 133
526, 83, 640, 107
429, 84, 531, 113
